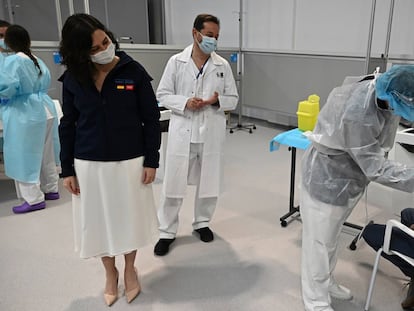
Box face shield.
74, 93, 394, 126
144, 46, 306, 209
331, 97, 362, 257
375, 65, 414, 122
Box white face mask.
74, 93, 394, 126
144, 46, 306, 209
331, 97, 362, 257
90, 42, 115, 65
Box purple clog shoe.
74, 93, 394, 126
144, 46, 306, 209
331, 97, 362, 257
44, 192, 60, 200
12, 201, 46, 214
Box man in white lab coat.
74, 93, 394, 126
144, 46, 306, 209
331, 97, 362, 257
154, 13, 238, 256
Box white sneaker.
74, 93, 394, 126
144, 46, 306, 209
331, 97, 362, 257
329, 283, 353, 300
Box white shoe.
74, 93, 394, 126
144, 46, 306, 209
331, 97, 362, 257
329, 283, 353, 300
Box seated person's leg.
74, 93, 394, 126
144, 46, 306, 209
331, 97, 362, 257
363, 218, 414, 309
362, 223, 384, 252
401, 208, 414, 228
362, 223, 414, 278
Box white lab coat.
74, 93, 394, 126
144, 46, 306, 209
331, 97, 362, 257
157, 44, 238, 198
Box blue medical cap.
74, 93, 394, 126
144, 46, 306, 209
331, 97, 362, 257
376, 65, 414, 121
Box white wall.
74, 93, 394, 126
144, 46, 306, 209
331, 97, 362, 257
0, 0, 150, 43
164, 0, 240, 47
388, 0, 414, 57
293, 0, 375, 54
165, 0, 414, 58
243, 0, 295, 50
1, 0, 412, 58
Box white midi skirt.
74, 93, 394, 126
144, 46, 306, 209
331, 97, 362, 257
72, 157, 159, 258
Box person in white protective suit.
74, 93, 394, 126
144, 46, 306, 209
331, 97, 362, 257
0, 25, 60, 214
300, 65, 414, 311
154, 13, 238, 256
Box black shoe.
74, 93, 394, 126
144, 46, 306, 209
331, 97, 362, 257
402, 279, 414, 309
154, 238, 175, 256
195, 227, 214, 242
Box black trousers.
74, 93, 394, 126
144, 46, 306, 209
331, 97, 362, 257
362, 208, 414, 278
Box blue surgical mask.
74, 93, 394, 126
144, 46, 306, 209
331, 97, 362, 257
0, 39, 7, 50
197, 32, 217, 55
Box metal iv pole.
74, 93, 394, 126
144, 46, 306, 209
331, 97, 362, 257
228, 0, 256, 134
54, 0, 62, 38
364, 0, 376, 74
83, 0, 90, 14
363, 0, 394, 74
6, 0, 14, 23
383, 0, 395, 68
349, 0, 397, 251
348, 0, 379, 251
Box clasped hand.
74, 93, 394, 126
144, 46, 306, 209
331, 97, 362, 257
186, 92, 218, 111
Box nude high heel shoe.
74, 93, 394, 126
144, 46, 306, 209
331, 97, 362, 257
125, 268, 141, 303
104, 269, 119, 306
104, 292, 118, 307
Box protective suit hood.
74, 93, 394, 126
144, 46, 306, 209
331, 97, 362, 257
376, 65, 414, 121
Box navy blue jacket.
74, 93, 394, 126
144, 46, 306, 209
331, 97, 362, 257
58, 51, 161, 177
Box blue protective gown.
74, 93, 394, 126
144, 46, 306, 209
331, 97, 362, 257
0, 52, 60, 183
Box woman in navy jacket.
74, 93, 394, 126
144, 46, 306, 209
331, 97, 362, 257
58, 14, 160, 306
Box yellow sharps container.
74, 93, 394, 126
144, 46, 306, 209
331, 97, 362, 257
296, 94, 320, 131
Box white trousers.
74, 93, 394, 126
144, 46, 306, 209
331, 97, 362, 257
158, 143, 218, 239
16, 118, 58, 205
300, 186, 360, 311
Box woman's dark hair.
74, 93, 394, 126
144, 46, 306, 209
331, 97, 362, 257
5, 24, 42, 76
193, 14, 220, 31
0, 20, 10, 28
59, 13, 119, 85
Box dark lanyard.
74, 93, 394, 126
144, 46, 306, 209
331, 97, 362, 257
196, 57, 210, 80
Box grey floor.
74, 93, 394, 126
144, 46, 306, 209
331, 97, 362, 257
0, 118, 409, 311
